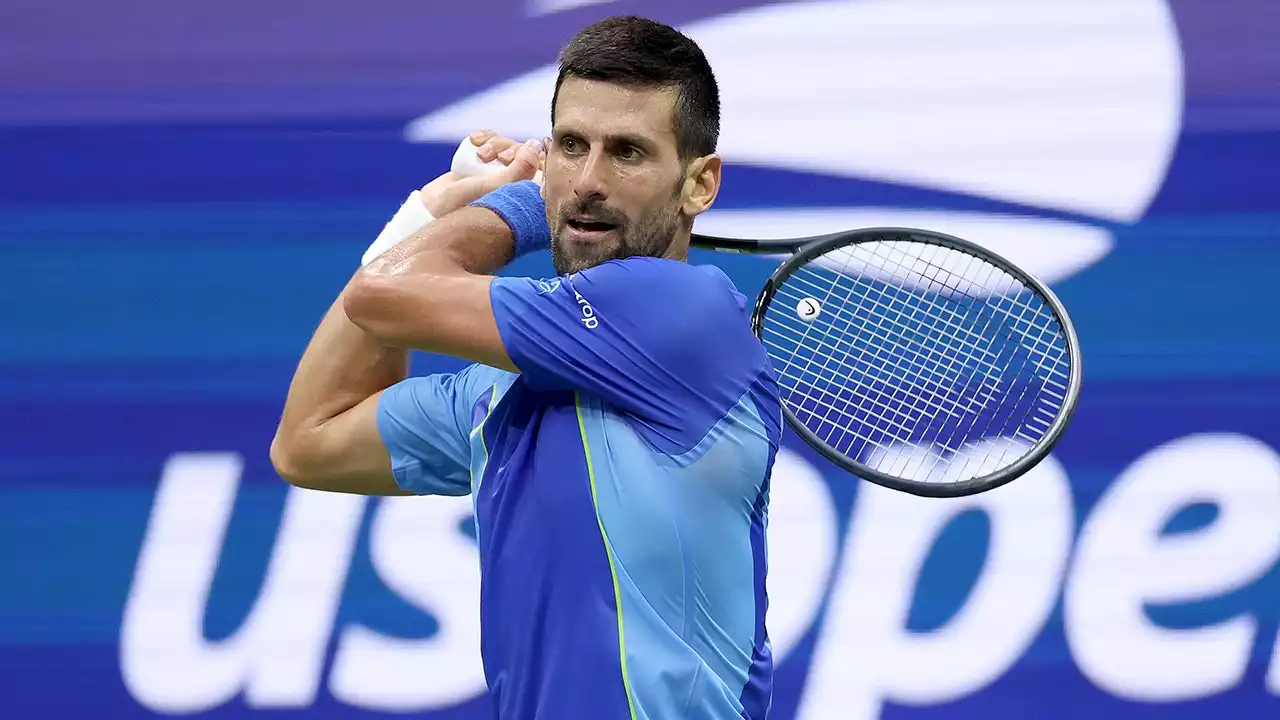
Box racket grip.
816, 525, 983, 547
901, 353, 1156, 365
450, 136, 544, 186
450, 136, 504, 177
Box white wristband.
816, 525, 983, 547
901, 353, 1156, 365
362, 189, 435, 267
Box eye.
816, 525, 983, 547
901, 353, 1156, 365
617, 145, 643, 161
560, 136, 585, 155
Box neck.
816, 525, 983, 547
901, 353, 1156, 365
663, 222, 693, 262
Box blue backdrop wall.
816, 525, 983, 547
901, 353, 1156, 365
2, 1, 1278, 718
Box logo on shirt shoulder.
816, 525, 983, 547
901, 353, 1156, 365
572, 287, 598, 329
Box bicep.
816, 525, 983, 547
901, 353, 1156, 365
275, 371, 489, 497
273, 391, 412, 496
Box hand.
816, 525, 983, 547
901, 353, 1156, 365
418, 131, 545, 217
469, 129, 537, 166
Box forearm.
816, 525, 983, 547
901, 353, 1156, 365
344, 206, 520, 370
360, 204, 516, 279
358, 176, 544, 282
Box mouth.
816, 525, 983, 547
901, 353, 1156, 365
565, 217, 618, 240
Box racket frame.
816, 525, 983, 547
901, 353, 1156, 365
703, 226, 1083, 498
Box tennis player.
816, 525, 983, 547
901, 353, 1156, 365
271, 16, 781, 720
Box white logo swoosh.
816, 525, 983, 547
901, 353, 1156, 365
408, 0, 1181, 223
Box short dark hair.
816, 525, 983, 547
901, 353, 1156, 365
551, 16, 720, 162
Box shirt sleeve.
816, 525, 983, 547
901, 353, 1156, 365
489, 257, 760, 447
375, 363, 503, 496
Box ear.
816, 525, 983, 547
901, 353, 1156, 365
537, 138, 548, 196
681, 153, 722, 218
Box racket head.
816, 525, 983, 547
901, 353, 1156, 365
751, 227, 1082, 498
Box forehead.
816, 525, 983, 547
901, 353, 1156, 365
553, 76, 678, 145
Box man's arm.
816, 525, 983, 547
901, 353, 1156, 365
344, 143, 548, 371
343, 204, 521, 374
271, 134, 541, 495
349, 196, 763, 447
270, 286, 411, 495
342, 140, 758, 445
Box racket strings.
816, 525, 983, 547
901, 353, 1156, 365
833, 245, 1009, 469
776, 247, 1001, 435
762, 284, 983, 436
844, 239, 1064, 476
762, 238, 1071, 484
779, 250, 993, 392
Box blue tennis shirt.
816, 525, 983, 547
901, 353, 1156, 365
375, 181, 782, 720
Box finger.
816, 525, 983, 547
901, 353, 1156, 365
476, 140, 510, 163
501, 138, 543, 181
469, 129, 496, 145
474, 139, 541, 194
482, 136, 520, 164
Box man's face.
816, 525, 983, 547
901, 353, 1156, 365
543, 77, 687, 276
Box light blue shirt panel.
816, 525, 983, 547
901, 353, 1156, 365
376, 363, 515, 496
576, 390, 774, 719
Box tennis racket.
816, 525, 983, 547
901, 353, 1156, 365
450, 140, 1083, 498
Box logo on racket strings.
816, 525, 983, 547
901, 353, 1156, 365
797, 297, 822, 322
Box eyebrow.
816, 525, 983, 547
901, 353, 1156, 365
556, 127, 658, 152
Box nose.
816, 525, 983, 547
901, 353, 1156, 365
573, 147, 610, 202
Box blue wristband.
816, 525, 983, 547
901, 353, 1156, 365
470, 180, 551, 259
